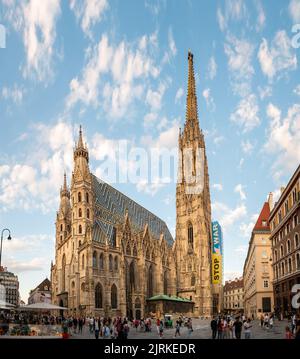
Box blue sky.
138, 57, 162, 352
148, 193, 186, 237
0, 0, 300, 301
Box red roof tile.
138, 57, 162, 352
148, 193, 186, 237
253, 201, 270, 231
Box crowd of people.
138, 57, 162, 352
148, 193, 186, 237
210, 312, 300, 339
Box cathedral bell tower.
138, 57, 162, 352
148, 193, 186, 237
71, 126, 93, 250
56, 173, 71, 247
175, 51, 212, 317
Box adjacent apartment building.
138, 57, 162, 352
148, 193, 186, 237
269, 165, 300, 316
243, 194, 274, 318
0, 266, 20, 306
28, 278, 51, 305
223, 277, 244, 314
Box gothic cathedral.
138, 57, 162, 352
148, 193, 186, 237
51, 51, 213, 318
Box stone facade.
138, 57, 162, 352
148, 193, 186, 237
269, 165, 300, 316
223, 277, 244, 314
51, 51, 212, 318
243, 195, 274, 319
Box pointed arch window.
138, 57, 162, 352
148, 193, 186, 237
79, 224, 82, 234
99, 253, 104, 270
111, 284, 118, 309
191, 274, 196, 286
62, 254, 66, 292
82, 254, 85, 269
95, 283, 103, 308
78, 208, 82, 217
78, 192, 82, 202
129, 261, 135, 289
126, 243, 131, 255
114, 256, 118, 271
93, 251, 97, 268
188, 222, 194, 249
86, 192, 89, 203
111, 227, 117, 248
87, 208, 90, 219
109, 254, 113, 271
147, 265, 153, 298
133, 245, 138, 257
60, 224, 63, 232
163, 271, 168, 295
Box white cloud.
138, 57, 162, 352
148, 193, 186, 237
175, 87, 184, 103
294, 84, 300, 96
20, 0, 61, 82
289, 0, 300, 23
239, 213, 259, 238
1, 84, 24, 104
207, 56, 217, 80
217, 0, 247, 31
241, 140, 254, 154
230, 94, 260, 132
234, 184, 246, 201
224, 35, 255, 95
70, 0, 108, 37
6, 257, 46, 272
163, 195, 174, 205
258, 30, 297, 81
212, 201, 247, 233
146, 82, 167, 111
213, 136, 225, 145
265, 102, 300, 178
239, 158, 244, 168
213, 183, 223, 191
136, 178, 165, 196
66, 33, 160, 118
202, 88, 216, 111
0, 121, 74, 212
255, 0, 266, 32
162, 27, 177, 64
258, 85, 272, 100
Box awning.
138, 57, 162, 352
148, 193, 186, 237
17, 302, 68, 311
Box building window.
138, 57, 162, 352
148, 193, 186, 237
111, 284, 118, 309
95, 283, 103, 308
191, 274, 196, 286
86, 192, 89, 203
274, 250, 278, 262
288, 257, 292, 273
296, 253, 300, 270
82, 254, 85, 269
287, 240, 291, 253
78, 192, 82, 202
126, 243, 131, 256
109, 254, 113, 271
79, 224, 82, 234
262, 250, 268, 259
87, 208, 90, 219
78, 208, 82, 217
93, 251, 97, 268
280, 245, 284, 257
99, 253, 104, 270
295, 234, 299, 248
147, 265, 153, 298
281, 262, 285, 276
62, 254, 66, 292
133, 245, 138, 257
163, 271, 168, 294
263, 280, 269, 288
60, 224, 63, 232
188, 222, 193, 250
111, 227, 117, 247
114, 256, 118, 271
262, 221, 267, 227
294, 215, 298, 228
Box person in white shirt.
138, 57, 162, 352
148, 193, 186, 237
244, 319, 252, 339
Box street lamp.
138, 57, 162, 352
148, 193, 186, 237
0, 228, 12, 269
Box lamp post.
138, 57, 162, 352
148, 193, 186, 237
0, 228, 12, 269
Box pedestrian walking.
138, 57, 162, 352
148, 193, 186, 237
94, 318, 100, 339
285, 326, 294, 339
210, 317, 218, 339
244, 318, 252, 339
159, 320, 164, 338
233, 317, 242, 339
174, 320, 181, 338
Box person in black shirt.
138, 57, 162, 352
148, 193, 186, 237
233, 317, 243, 339
210, 317, 218, 339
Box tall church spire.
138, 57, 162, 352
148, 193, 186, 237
74, 125, 89, 163
186, 50, 198, 124
60, 172, 70, 199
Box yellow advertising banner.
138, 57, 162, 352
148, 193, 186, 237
212, 254, 222, 284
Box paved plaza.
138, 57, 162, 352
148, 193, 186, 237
69, 318, 289, 340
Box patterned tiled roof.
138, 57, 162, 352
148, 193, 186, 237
91, 175, 174, 246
